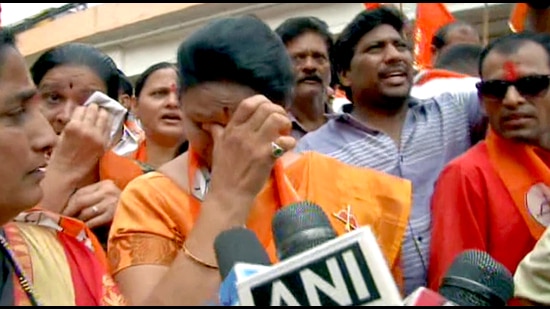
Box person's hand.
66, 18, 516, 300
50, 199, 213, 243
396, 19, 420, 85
204, 95, 296, 217
63, 180, 121, 228
49, 104, 112, 178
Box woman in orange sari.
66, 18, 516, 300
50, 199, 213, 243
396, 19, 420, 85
31, 46, 186, 246
100, 62, 188, 190
0, 28, 125, 306
108, 16, 412, 306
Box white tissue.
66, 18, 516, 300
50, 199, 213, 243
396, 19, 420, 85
83, 91, 128, 145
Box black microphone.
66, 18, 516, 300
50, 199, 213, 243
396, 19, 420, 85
213, 227, 272, 306
235, 201, 403, 306
439, 249, 515, 306
272, 201, 337, 260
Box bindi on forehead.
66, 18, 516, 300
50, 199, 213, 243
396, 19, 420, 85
503, 61, 518, 81
169, 83, 177, 93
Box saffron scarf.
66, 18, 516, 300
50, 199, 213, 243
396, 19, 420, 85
486, 128, 550, 240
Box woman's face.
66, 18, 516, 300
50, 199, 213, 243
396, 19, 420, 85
37, 65, 107, 134
0, 47, 57, 224
134, 68, 185, 146
181, 81, 257, 167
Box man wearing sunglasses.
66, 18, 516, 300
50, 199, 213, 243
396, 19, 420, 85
295, 7, 487, 295
428, 32, 550, 305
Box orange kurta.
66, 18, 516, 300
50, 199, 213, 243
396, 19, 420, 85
99, 141, 149, 191
428, 134, 550, 305
108, 151, 412, 288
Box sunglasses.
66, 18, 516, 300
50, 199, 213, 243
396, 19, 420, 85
476, 74, 550, 99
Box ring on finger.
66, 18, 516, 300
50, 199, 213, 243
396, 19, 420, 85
91, 206, 100, 214
271, 142, 285, 159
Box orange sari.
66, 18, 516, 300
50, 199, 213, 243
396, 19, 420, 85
108, 150, 412, 291
99, 141, 150, 191
2, 209, 126, 306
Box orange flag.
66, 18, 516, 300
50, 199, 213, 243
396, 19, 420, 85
413, 3, 455, 70
363, 3, 384, 10
509, 3, 529, 33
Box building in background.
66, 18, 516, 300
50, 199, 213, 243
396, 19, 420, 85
15, 3, 513, 80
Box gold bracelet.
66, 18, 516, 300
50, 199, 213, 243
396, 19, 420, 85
182, 243, 219, 269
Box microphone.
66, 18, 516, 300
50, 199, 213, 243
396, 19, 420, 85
438, 249, 514, 306
213, 227, 272, 306
272, 200, 337, 260
403, 287, 458, 306
236, 201, 403, 306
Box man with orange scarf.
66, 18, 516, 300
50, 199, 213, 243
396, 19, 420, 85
428, 32, 550, 304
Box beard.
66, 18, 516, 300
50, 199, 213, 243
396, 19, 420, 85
354, 87, 410, 113
375, 94, 409, 112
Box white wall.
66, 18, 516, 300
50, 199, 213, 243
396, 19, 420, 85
91, 3, 509, 79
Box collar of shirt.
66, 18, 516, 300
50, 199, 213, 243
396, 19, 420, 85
288, 102, 333, 134
326, 98, 423, 134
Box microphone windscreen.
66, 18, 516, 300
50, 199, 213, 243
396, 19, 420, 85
214, 227, 271, 280
439, 249, 514, 306
272, 201, 337, 260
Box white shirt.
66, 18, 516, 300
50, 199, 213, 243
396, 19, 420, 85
411, 76, 480, 100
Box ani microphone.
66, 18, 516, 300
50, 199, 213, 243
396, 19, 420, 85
213, 227, 272, 306
236, 201, 403, 306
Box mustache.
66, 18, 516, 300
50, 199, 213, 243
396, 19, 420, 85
378, 64, 409, 77
298, 75, 323, 83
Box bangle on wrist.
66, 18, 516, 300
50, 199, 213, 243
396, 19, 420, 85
182, 243, 219, 269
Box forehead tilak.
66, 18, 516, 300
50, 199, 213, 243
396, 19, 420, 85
503, 61, 518, 81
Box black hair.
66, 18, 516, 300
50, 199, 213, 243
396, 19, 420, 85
177, 15, 294, 107
334, 6, 406, 98
275, 16, 333, 56
431, 21, 477, 51
134, 62, 178, 98
275, 16, 336, 87
478, 32, 550, 78
118, 69, 133, 97
30, 43, 120, 100
434, 43, 482, 75
334, 6, 406, 74
527, 3, 550, 9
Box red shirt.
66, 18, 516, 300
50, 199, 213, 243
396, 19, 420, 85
428, 142, 538, 304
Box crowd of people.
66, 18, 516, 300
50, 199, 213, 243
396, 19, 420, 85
0, 2, 550, 306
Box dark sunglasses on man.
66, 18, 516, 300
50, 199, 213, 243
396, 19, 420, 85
476, 74, 550, 99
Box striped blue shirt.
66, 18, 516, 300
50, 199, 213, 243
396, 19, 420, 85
295, 88, 483, 295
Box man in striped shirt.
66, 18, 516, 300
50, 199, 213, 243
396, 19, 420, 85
295, 7, 485, 295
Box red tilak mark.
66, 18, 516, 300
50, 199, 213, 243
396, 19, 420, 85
504, 61, 518, 81
169, 83, 177, 93
69, 81, 73, 89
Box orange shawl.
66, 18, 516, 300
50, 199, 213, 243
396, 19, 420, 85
486, 128, 550, 240
187, 149, 412, 289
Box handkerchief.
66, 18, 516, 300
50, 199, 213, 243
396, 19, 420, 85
83, 91, 128, 145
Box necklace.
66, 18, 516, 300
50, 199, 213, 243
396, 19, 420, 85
0, 234, 40, 306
